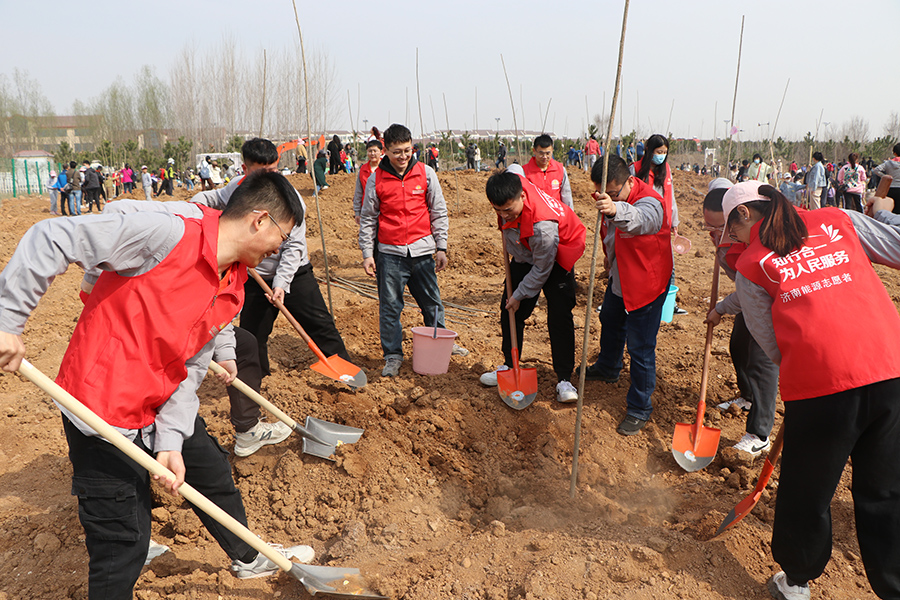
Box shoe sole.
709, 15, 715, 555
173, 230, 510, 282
575, 368, 619, 383
617, 419, 647, 436
766, 576, 807, 600
557, 395, 578, 403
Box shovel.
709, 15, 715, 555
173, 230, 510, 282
248, 268, 366, 390
496, 234, 538, 410
17, 359, 384, 598
714, 422, 785, 537
672, 255, 722, 472
208, 361, 363, 461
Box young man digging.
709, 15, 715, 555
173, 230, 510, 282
580, 155, 673, 435
359, 123, 468, 377
480, 165, 586, 402
0, 171, 312, 598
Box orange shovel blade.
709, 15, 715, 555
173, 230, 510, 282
310, 355, 367, 389
672, 423, 721, 472
497, 367, 538, 410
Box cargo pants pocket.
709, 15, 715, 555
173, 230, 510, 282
71, 476, 140, 542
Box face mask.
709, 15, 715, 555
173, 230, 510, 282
651, 153, 666, 165
754, 159, 760, 164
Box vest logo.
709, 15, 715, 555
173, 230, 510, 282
551, 179, 560, 190
412, 185, 425, 195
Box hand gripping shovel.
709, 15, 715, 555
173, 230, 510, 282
17, 359, 384, 598
248, 268, 366, 390
208, 361, 363, 461
672, 255, 722, 471
714, 422, 785, 537
496, 234, 538, 410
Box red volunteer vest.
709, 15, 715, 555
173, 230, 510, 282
359, 162, 376, 192
737, 208, 900, 401
522, 157, 566, 203
501, 175, 586, 272
374, 161, 433, 246
56, 206, 247, 429
723, 242, 748, 272
603, 178, 673, 311
633, 158, 675, 228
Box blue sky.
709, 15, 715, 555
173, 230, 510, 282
3, 0, 897, 142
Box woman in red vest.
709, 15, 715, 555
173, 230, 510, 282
724, 181, 900, 600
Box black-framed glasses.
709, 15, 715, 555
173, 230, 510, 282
253, 210, 289, 243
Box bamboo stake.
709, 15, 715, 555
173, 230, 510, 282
570, 0, 630, 498
416, 48, 426, 145
725, 15, 745, 170
769, 78, 790, 180
500, 54, 521, 164
347, 90, 358, 163
666, 99, 675, 136
430, 95, 438, 136
541, 98, 552, 134
443, 93, 451, 162
258, 49, 267, 138
291, 0, 333, 315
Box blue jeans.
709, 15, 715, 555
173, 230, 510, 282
376, 252, 444, 359
591, 281, 669, 420
68, 190, 82, 215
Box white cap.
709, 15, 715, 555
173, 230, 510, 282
708, 177, 733, 192
720, 181, 771, 244
140, 165, 147, 170
167, 157, 174, 163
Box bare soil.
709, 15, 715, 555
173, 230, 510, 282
0, 167, 886, 599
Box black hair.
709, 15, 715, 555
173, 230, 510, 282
365, 139, 383, 150
725, 185, 807, 256
533, 134, 553, 150
383, 124, 411, 148
69, 161, 76, 168
741, 159, 749, 166
241, 138, 278, 166
893, 143, 900, 156
635, 134, 668, 186
206, 156, 211, 161
812, 151, 824, 162
848, 153, 859, 168
591, 155, 631, 187
221, 170, 304, 226
703, 188, 728, 213
125, 163, 130, 170
485, 170, 523, 207
752, 153, 762, 161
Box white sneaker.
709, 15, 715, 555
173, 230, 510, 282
451, 343, 469, 357
767, 571, 810, 600
231, 543, 315, 579
479, 365, 510, 386
556, 381, 578, 403
144, 539, 169, 566
733, 433, 771, 457
717, 397, 752, 411
234, 421, 292, 457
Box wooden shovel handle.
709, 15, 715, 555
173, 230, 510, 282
694, 255, 721, 433
500, 233, 520, 369
208, 361, 299, 429
248, 268, 328, 364
18, 359, 293, 573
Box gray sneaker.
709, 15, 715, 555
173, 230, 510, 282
234, 420, 292, 457
382, 356, 402, 377
231, 543, 315, 579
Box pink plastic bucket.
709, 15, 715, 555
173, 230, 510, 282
411, 326, 458, 375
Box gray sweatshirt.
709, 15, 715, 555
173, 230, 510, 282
191, 175, 309, 291
0, 207, 235, 452
358, 160, 449, 259
871, 157, 900, 188
736, 209, 900, 365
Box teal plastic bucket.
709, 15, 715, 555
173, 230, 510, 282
661, 285, 679, 323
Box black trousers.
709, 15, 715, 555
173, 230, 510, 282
84, 188, 102, 212
730, 313, 779, 439
65, 415, 254, 600
772, 378, 900, 598
227, 326, 264, 433
500, 260, 576, 383
239, 264, 349, 375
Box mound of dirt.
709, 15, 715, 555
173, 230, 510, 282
0, 167, 883, 599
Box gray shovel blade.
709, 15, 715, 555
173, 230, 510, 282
289, 563, 386, 598
301, 416, 365, 461
498, 389, 537, 411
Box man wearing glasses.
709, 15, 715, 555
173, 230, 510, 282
522, 134, 574, 210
